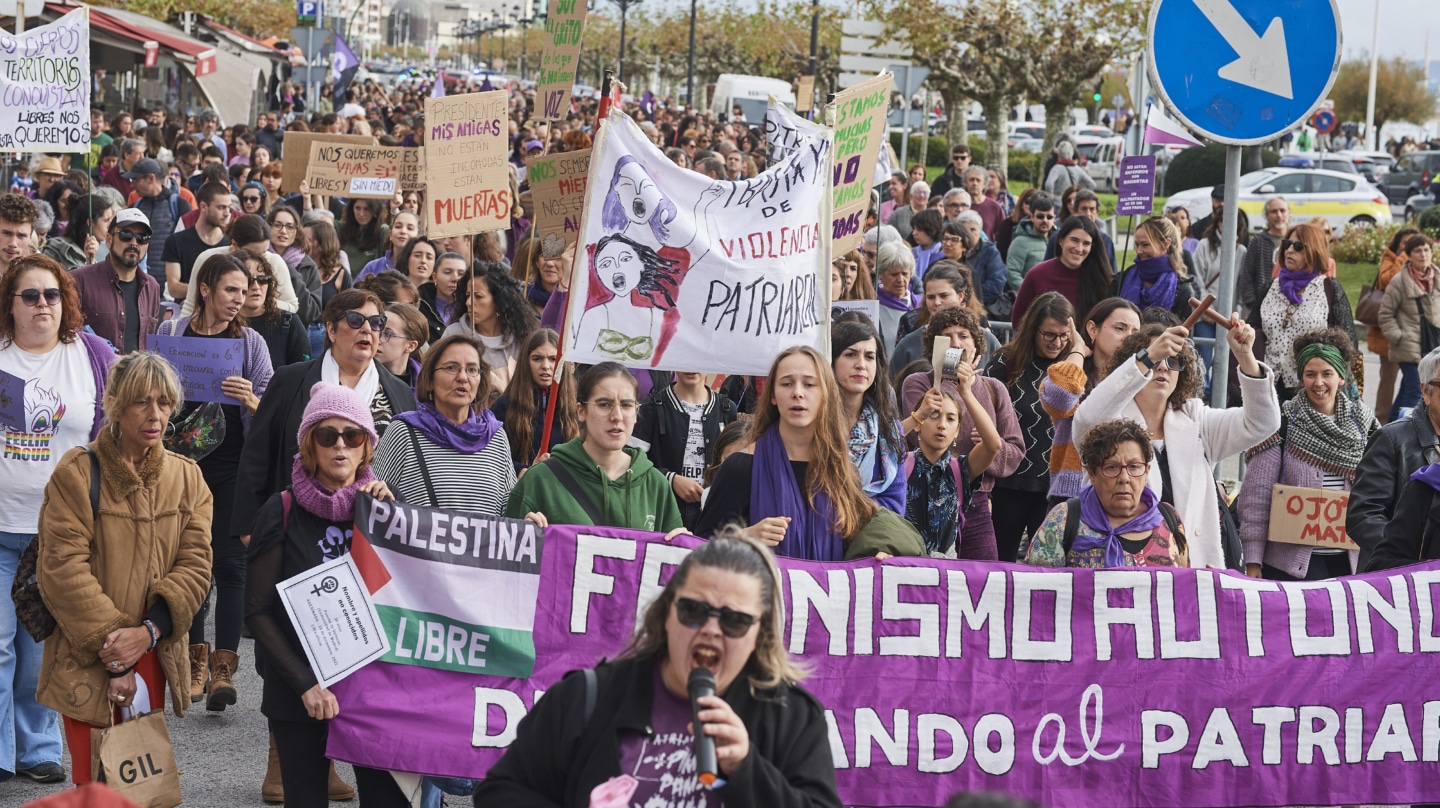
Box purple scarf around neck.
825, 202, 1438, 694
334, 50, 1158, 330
1121, 255, 1179, 312
1412, 463, 1440, 494
750, 424, 843, 561
280, 244, 306, 268
526, 282, 552, 309
393, 402, 500, 453
1072, 485, 1164, 568
1277, 267, 1321, 307
290, 455, 378, 522
877, 287, 919, 312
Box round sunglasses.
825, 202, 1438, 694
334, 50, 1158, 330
311, 425, 368, 448
673, 597, 757, 638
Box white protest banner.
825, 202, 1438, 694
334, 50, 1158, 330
534, 0, 587, 121
425, 91, 511, 238
527, 148, 590, 254
306, 142, 424, 199
829, 72, 892, 255
0, 8, 90, 153
563, 110, 831, 375
278, 554, 389, 687
764, 95, 826, 164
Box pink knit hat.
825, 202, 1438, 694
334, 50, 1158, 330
298, 382, 378, 448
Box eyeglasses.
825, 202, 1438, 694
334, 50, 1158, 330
114, 230, 151, 244
673, 597, 757, 638
1097, 462, 1150, 479
249, 275, 272, 287
585, 397, 638, 415
1032, 213, 1056, 221
311, 425, 369, 448
941, 235, 964, 245
271, 222, 296, 232
1038, 330, 1069, 344
1151, 353, 1186, 371
14, 288, 60, 307
379, 329, 403, 344
944, 203, 962, 211
340, 311, 386, 332
437, 362, 483, 378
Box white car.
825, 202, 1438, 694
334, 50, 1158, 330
1164, 168, 1393, 232
1084, 137, 1127, 193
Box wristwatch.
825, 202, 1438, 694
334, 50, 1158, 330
1134, 349, 1157, 371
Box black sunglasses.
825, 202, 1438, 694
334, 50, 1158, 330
250, 275, 272, 286
311, 425, 369, 448
114, 230, 151, 244
1281, 239, 1303, 253
14, 288, 61, 307
674, 597, 757, 638
242, 195, 262, 204
340, 311, 386, 332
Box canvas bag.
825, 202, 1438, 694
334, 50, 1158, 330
91, 710, 182, 808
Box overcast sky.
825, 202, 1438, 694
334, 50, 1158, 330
1333, 0, 1433, 62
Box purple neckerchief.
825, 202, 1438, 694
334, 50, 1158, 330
1277, 267, 1321, 306
526, 282, 552, 310
392, 402, 500, 454
877, 287, 919, 312
1073, 485, 1165, 568
750, 424, 843, 561
1411, 463, 1440, 493
290, 455, 378, 522
1121, 255, 1179, 312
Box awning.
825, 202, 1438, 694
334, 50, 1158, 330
198, 17, 288, 60
48, 3, 217, 76
187, 48, 261, 127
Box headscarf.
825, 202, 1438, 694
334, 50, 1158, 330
1120, 255, 1179, 312
1072, 485, 1164, 568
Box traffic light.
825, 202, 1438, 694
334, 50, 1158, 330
1093, 80, 1103, 104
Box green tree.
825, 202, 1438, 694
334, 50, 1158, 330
85, 0, 296, 39
1331, 56, 1437, 138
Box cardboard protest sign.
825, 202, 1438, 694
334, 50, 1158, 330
534, 0, 588, 120
151, 335, 244, 405
829, 72, 892, 255
280, 133, 374, 193
562, 110, 831, 375
424, 91, 512, 238
526, 149, 590, 256
306, 142, 424, 199
796, 74, 815, 112
1267, 485, 1359, 550
0, 8, 90, 152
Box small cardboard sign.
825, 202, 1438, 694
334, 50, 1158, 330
1267, 485, 1358, 551
526, 148, 590, 253
796, 75, 815, 113
305, 141, 423, 199
534, 0, 588, 121
425, 91, 512, 238
280, 132, 375, 193
151, 335, 245, 405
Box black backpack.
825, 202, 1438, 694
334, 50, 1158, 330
1061, 496, 1187, 560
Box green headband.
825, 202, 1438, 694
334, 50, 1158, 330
1296, 343, 1346, 379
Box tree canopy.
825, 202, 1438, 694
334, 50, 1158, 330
1331, 56, 1437, 137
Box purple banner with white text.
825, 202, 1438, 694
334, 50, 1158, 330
327, 524, 1440, 807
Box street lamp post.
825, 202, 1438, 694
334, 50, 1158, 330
686, 0, 696, 109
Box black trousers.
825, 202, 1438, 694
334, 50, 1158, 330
990, 487, 1051, 563
269, 718, 410, 808
1262, 552, 1352, 582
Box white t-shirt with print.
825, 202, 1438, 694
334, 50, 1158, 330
0, 340, 97, 533
679, 399, 706, 482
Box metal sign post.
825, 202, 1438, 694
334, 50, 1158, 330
1147, 0, 1342, 408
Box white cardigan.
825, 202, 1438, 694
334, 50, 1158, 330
1072, 359, 1281, 569
179, 247, 299, 317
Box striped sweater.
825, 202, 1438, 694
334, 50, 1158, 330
373, 419, 517, 516
1038, 361, 1088, 499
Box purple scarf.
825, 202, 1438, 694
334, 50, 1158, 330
279, 244, 306, 268
290, 455, 378, 522
877, 287, 919, 312
1073, 485, 1165, 568
1412, 463, 1440, 494
1120, 255, 1179, 312
393, 402, 501, 453
750, 424, 843, 561
1277, 266, 1321, 307
526, 282, 552, 310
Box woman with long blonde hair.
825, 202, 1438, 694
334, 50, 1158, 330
1110, 216, 1196, 322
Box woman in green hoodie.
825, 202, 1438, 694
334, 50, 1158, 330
506, 362, 685, 534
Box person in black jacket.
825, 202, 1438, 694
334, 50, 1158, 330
473, 530, 841, 808
631, 373, 738, 529
1367, 463, 1440, 570
232, 287, 418, 543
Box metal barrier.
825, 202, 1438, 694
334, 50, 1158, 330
987, 320, 1218, 349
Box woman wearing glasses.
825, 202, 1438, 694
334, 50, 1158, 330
244, 383, 405, 807
374, 334, 517, 515
238, 182, 267, 217
1025, 419, 1188, 568
234, 251, 310, 370
157, 254, 274, 711
475, 529, 840, 807
372, 303, 429, 390
1073, 320, 1280, 569
267, 205, 323, 326
180, 215, 301, 318
506, 362, 683, 535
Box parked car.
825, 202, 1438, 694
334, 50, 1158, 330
1007, 122, 1046, 140
1165, 168, 1393, 232
1404, 193, 1435, 222
1277, 154, 1362, 177
1084, 137, 1127, 193
1070, 125, 1115, 139
1381, 151, 1440, 204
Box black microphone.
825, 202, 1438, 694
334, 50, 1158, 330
687, 666, 720, 786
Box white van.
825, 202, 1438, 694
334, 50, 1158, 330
1083, 136, 1127, 193
710, 74, 796, 124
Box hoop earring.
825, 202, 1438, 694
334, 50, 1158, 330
109, 421, 121, 443
163, 421, 176, 441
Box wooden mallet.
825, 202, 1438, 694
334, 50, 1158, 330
1182, 293, 1218, 331
1187, 296, 1237, 330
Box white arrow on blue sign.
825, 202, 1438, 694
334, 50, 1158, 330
1147, 0, 1342, 146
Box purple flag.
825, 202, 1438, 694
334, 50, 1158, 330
431, 77, 445, 99
330, 34, 360, 99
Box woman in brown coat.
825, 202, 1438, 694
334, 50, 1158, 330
1370, 227, 1420, 423
35, 353, 213, 784
1379, 233, 1440, 422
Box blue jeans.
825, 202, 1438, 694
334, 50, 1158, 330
1392, 362, 1421, 422
307, 322, 326, 359
421, 776, 476, 808
0, 531, 62, 779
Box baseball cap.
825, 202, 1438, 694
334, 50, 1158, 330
123, 158, 165, 180
113, 208, 152, 234
524, 139, 544, 152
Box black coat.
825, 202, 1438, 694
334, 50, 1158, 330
417, 282, 448, 345
632, 385, 738, 529
472, 656, 841, 808
1366, 476, 1440, 571
231, 356, 417, 536
1348, 405, 1440, 569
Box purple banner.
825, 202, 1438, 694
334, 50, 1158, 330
1116, 155, 1157, 217
151, 334, 244, 405
327, 525, 1440, 807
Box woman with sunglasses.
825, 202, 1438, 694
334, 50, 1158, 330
181, 215, 301, 319
1379, 233, 1440, 420
375, 333, 517, 516
1246, 223, 1355, 402
357, 210, 421, 281
505, 362, 683, 536
267, 205, 323, 326
157, 254, 275, 711
235, 250, 310, 369
238, 182, 267, 217
1073, 320, 1280, 569
475, 529, 840, 807
245, 382, 405, 807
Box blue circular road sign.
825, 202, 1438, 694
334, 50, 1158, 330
1313, 109, 1337, 133
1147, 0, 1342, 145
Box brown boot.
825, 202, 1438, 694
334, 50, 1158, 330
205, 648, 238, 711
328, 762, 355, 801
262, 733, 283, 803
187, 644, 208, 704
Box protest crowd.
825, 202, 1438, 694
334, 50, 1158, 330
2, 31, 1440, 808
